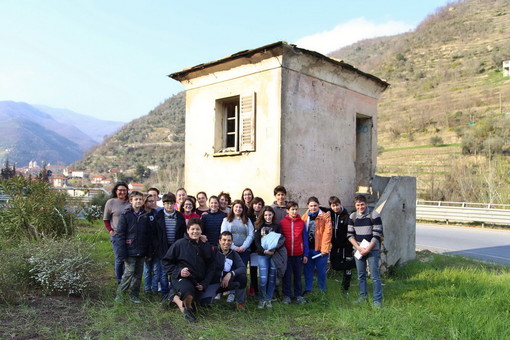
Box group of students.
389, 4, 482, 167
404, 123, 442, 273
103, 182, 384, 322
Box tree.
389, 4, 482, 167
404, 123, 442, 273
135, 164, 151, 181
1, 160, 16, 179
37, 163, 50, 183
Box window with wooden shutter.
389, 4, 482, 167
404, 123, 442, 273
239, 93, 256, 152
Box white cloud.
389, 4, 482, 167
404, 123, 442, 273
295, 17, 413, 55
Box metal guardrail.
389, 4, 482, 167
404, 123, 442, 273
416, 200, 510, 225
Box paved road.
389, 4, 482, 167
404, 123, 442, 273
416, 223, 510, 265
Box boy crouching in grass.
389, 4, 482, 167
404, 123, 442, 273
115, 191, 153, 303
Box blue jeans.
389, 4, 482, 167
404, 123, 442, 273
144, 258, 162, 292
258, 255, 276, 301
355, 249, 383, 303
237, 250, 251, 266
160, 266, 170, 296
282, 256, 303, 298
304, 249, 329, 292
110, 235, 125, 284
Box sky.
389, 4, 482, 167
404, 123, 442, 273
0, 0, 450, 122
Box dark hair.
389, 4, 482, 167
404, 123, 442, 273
255, 206, 276, 229
286, 201, 298, 209
218, 191, 232, 206
180, 197, 196, 213
147, 187, 160, 195
248, 197, 265, 218
227, 199, 248, 224
220, 230, 233, 239
144, 195, 156, 212
241, 188, 254, 204
354, 194, 367, 204
129, 191, 144, 200
209, 195, 219, 203
111, 181, 129, 199
196, 191, 208, 199
328, 196, 341, 205
307, 196, 320, 205
273, 185, 287, 196
162, 192, 176, 203
187, 217, 203, 231
187, 195, 197, 206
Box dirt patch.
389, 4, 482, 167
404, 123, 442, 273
0, 294, 93, 339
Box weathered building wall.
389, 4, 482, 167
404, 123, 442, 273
279, 53, 382, 206
374, 176, 417, 267
180, 56, 283, 200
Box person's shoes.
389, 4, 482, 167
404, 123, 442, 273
353, 296, 368, 305
248, 286, 256, 296
265, 300, 273, 308
257, 300, 266, 309
302, 290, 311, 296
296, 296, 307, 305
236, 303, 246, 312
226, 293, 235, 303
214, 293, 221, 301
130, 296, 141, 304
282, 296, 292, 305
114, 295, 123, 303
342, 290, 349, 298
183, 307, 197, 322
373, 301, 382, 309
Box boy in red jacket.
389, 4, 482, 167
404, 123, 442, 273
279, 201, 309, 304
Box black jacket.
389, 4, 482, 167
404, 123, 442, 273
212, 246, 247, 284
116, 208, 152, 259
162, 234, 215, 289
330, 207, 353, 255
152, 209, 186, 259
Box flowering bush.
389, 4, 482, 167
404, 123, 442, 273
82, 205, 103, 222
27, 238, 99, 296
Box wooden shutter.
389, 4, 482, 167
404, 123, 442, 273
239, 93, 256, 152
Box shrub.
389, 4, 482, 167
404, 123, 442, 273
27, 238, 100, 296
0, 176, 74, 240
0, 241, 33, 303
430, 135, 444, 146
83, 205, 104, 222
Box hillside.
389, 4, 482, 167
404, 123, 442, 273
34, 105, 125, 143
73, 92, 185, 191
78, 0, 510, 203
330, 0, 510, 202
0, 118, 83, 166
0, 101, 97, 166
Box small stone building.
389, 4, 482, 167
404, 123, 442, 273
169, 41, 389, 205
169, 41, 417, 267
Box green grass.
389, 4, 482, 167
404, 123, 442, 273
380, 143, 460, 153
2, 223, 510, 339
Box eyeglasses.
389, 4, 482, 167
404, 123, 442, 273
183, 204, 193, 207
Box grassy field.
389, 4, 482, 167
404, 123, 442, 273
2, 222, 509, 339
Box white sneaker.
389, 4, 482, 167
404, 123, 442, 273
257, 300, 266, 309
214, 293, 221, 300
226, 293, 235, 303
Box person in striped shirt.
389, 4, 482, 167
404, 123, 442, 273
347, 194, 384, 308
